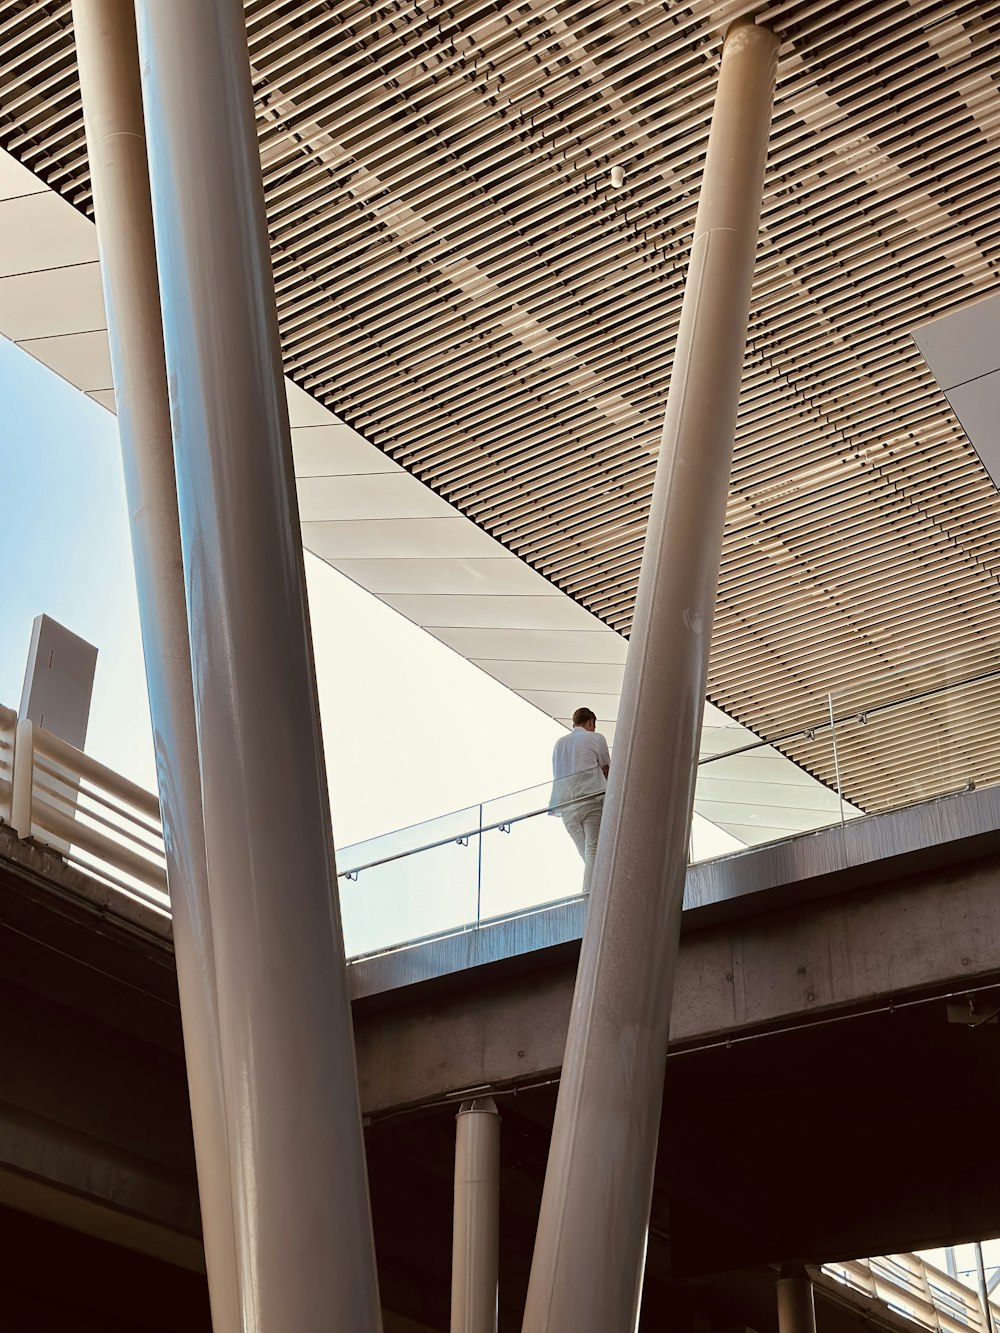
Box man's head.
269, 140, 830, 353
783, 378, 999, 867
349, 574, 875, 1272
572, 706, 597, 732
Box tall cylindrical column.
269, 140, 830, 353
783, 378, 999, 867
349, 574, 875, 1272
975, 1243, 994, 1333
133, 2, 382, 1330
777, 1266, 818, 1333
521, 19, 778, 1333
72, 4, 240, 1328
451, 1098, 501, 1333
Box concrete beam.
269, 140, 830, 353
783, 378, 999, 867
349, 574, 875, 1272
4, 814, 1000, 1274
355, 853, 1000, 1115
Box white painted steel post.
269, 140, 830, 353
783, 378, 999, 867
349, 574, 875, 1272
11, 717, 34, 839
71, 6, 241, 1328
777, 1266, 818, 1333
521, 18, 778, 1333
452, 1098, 501, 1333
133, 2, 383, 1329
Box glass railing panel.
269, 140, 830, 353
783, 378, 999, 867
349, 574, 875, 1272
480, 777, 559, 829
337, 801, 480, 875
339, 833, 479, 958
830, 659, 1000, 816
479, 806, 587, 922
691, 726, 847, 862
478, 777, 587, 920
698, 708, 762, 762
333, 654, 1000, 956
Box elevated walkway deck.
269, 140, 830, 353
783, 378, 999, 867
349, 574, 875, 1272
3, 777, 1000, 1319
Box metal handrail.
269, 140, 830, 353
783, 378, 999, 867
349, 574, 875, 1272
4, 659, 998, 929
698, 664, 1000, 769
34, 750, 162, 837
2, 705, 604, 909
8, 715, 168, 904
34, 724, 160, 820
0, 704, 15, 826
338, 789, 601, 879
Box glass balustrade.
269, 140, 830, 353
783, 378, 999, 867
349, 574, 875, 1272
337, 803, 482, 958
828, 655, 1000, 816
337, 782, 592, 958
335, 660, 1000, 959
479, 781, 589, 924
8, 659, 996, 960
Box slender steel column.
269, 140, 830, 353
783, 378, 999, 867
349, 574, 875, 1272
133, 2, 382, 1329
777, 1266, 818, 1333
521, 19, 778, 1333
451, 1098, 501, 1333
72, 4, 240, 1328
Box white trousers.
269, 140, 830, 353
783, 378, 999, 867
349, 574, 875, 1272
561, 798, 603, 896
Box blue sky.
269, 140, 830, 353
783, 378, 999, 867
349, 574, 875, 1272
0, 335, 565, 849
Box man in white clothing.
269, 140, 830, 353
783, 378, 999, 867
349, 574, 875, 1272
550, 706, 611, 895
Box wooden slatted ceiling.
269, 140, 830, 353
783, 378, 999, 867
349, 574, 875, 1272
2, 0, 1000, 815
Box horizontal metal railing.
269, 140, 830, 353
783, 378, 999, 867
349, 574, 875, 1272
0, 704, 14, 827
8, 715, 168, 905
825, 1254, 1000, 1333
338, 790, 591, 880
4, 653, 1000, 940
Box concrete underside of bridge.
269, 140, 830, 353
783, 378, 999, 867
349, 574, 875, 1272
3, 816, 1000, 1329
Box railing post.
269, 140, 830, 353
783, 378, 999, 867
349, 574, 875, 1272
11, 717, 34, 840
477, 802, 484, 927
828, 691, 846, 830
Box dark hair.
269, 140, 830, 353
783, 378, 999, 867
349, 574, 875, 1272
572, 707, 597, 727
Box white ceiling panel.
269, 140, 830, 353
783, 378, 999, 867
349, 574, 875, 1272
556, 717, 618, 747
520, 689, 621, 721
948, 372, 1000, 488
87, 388, 117, 413
699, 724, 764, 760
291, 424, 403, 477
698, 820, 802, 847
703, 701, 740, 728
0, 262, 106, 340
304, 517, 509, 561
432, 627, 629, 665
0, 191, 99, 278
297, 473, 457, 523
473, 659, 626, 695
19, 330, 113, 392
698, 747, 835, 788
912, 294, 1000, 392
694, 801, 838, 835
0, 162, 853, 861
695, 775, 841, 813
0, 148, 45, 200
286, 379, 343, 427
335, 558, 546, 597
380, 593, 604, 632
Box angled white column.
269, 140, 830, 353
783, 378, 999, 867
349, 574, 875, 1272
521, 18, 779, 1333
71, 3, 240, 1328
133, 1, 382, 1329
451, 1098, 501, 1333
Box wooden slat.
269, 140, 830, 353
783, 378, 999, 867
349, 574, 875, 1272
2, 0, 999, 815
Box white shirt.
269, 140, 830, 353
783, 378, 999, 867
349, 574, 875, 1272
550, 726, 611, 810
